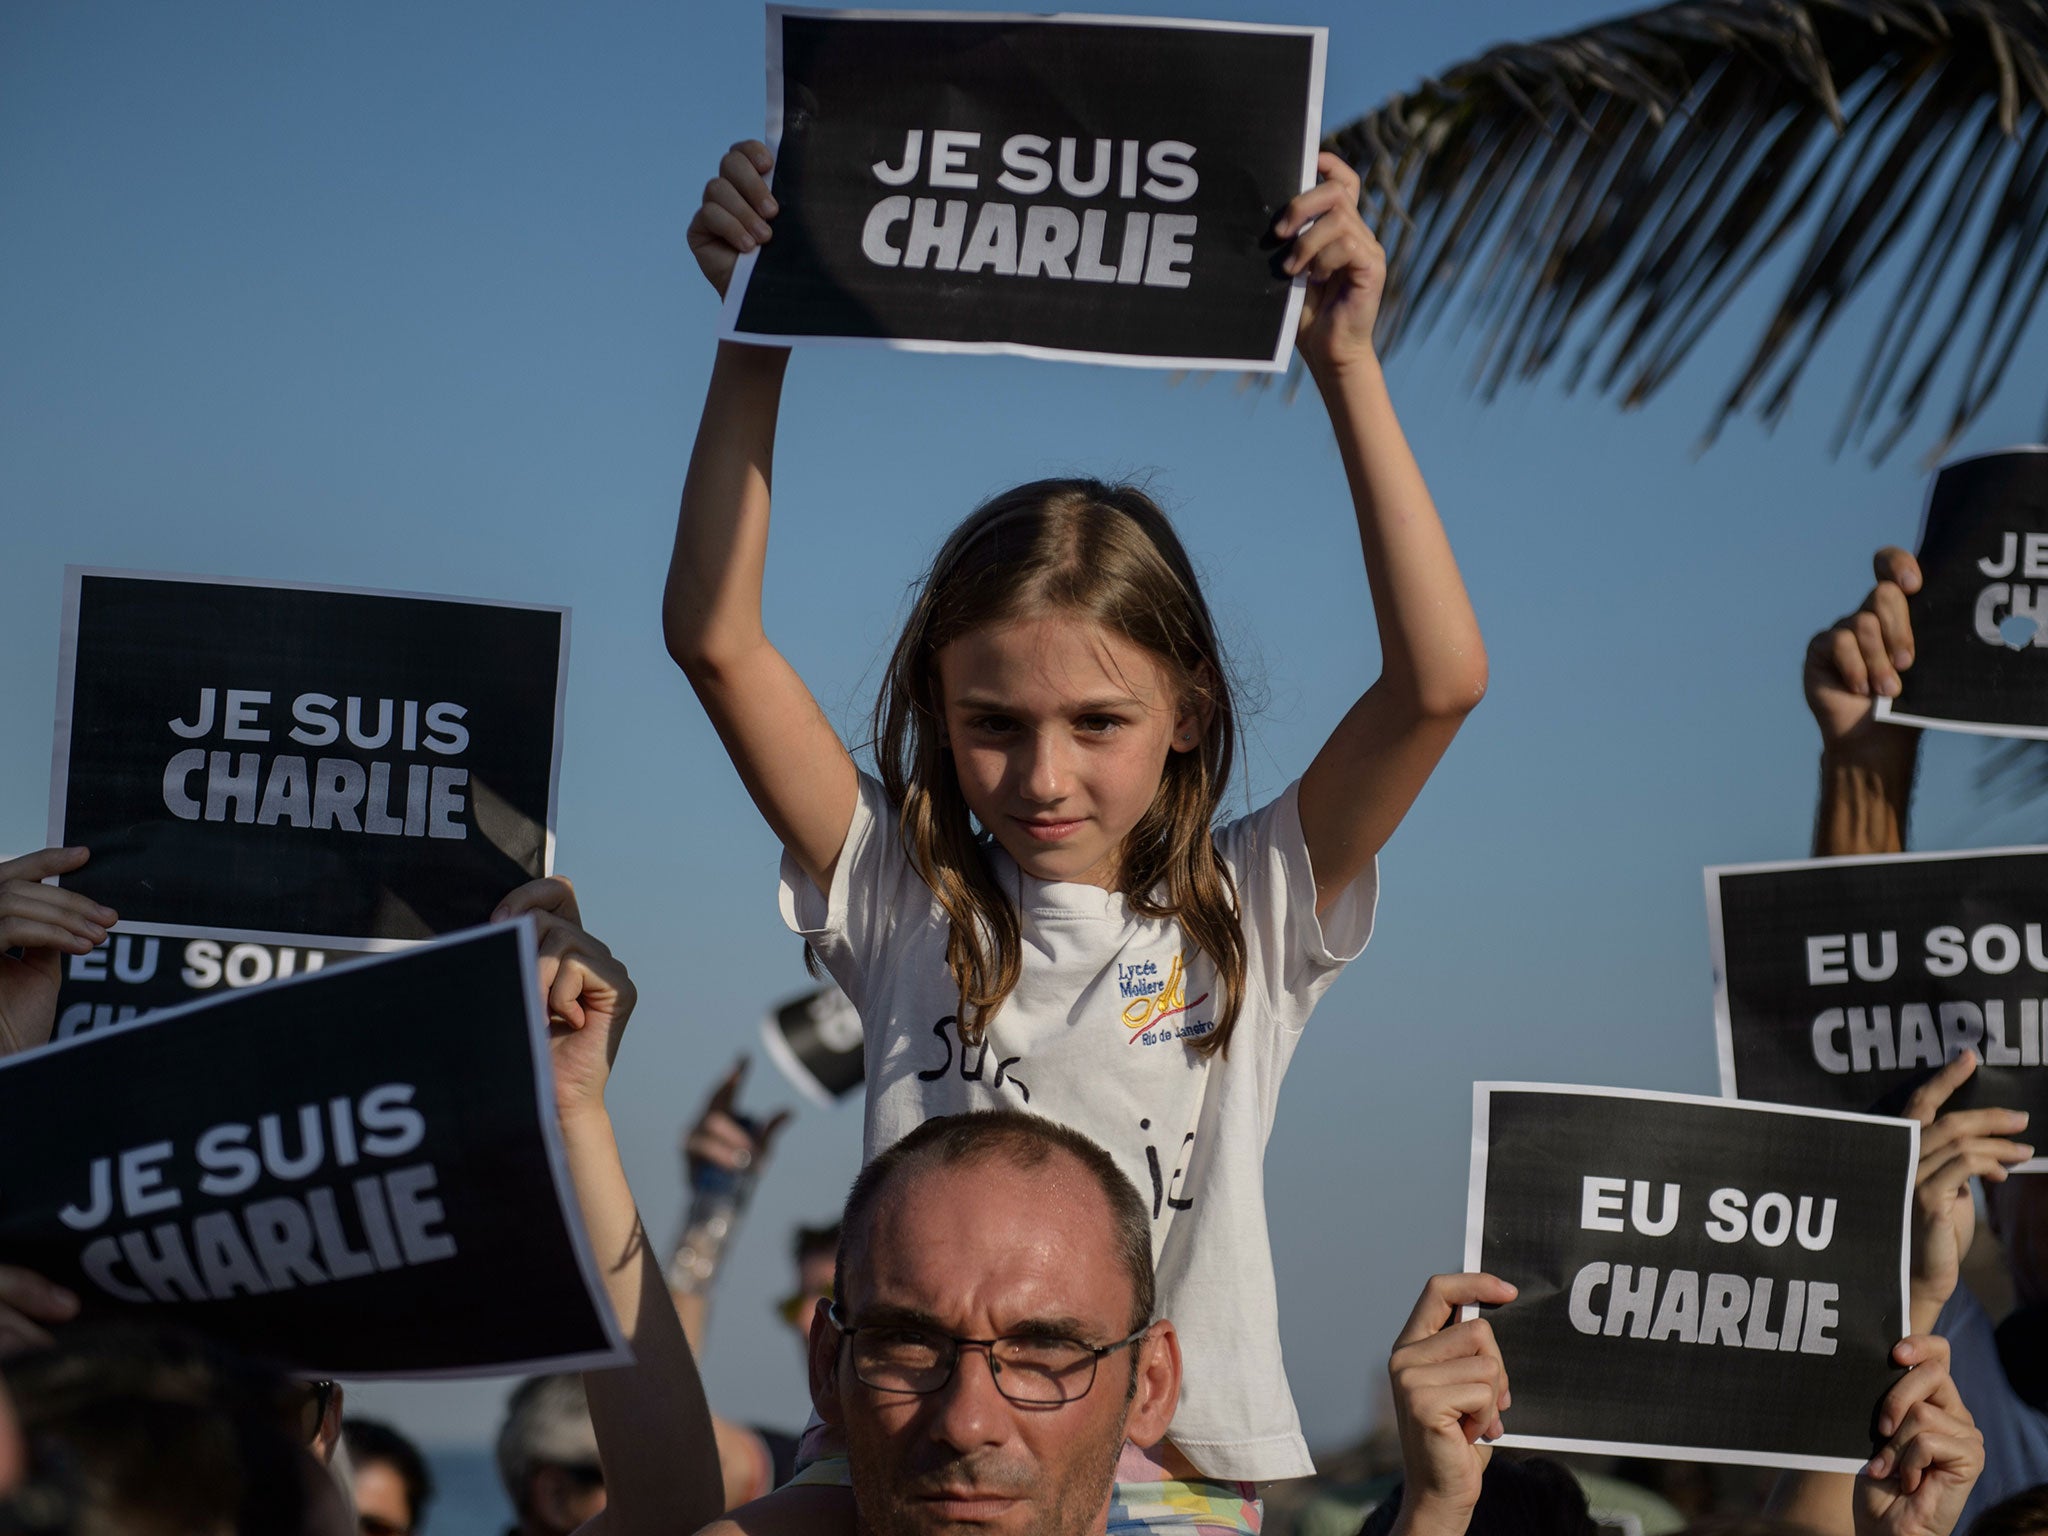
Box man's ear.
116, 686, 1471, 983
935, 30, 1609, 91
807, 1296, 846, 1427
313, 1382, 346, 1464
1121, 1321, 1182, 1448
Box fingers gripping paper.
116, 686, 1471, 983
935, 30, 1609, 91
720, 8, 1327, 369
0, 923, 627, 1379
1465, 1084, 1915, 1471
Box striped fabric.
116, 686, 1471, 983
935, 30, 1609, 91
1107, 1442, 1263, 1535
785, 1447, 1262, 1534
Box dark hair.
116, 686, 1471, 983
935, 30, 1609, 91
1966, 1486, 2048, 1536
1359, 1456, 1598, 1536
793, 1222, 841, 1265
1, 1324, 320, 1536
343, 1417, 434, 1530
836, 1110, 1154, 1333
873, 478, 1248, 1057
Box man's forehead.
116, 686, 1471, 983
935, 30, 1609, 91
849, 1153, 1132, 1327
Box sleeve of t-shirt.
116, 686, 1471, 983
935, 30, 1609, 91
777, 771, 921, 1009
1214, 779, 1379, 1031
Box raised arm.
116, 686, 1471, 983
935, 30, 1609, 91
1282, 156, 1488, 912
1806, 547, 1924, 856
666, 142, 859, 892
495, 878, 725, 1536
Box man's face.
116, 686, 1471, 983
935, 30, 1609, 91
818, 1155, 1172, 1536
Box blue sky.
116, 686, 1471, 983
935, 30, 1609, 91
5, 0, 2046, 1454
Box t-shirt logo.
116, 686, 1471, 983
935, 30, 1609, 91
1119, 952, 1209, 1042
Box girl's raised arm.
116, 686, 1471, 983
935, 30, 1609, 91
1282, 154, 1488, 912
665, 143, 859, 893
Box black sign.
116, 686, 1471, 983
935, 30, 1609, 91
722, 8, 1326, 369
760, 983, 864, 1104
0, 923, 626, 1379
1710, 849, 2048, 1140
53, 933, 369, 1042
1879, 448, 2048, 736
1468, 1084, 1914, 1470
51, 569, 568, 946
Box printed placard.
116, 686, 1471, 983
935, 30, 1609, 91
0, 922, 627, 1379
720, 8, 1327, 369
1876, 446, 2048, 737
1709, 847, 2048, 1157
1466, 1084, 1915, 1471
760, 982, 864, 1105
53, 933, 370, 1042
50, 568, 569, 948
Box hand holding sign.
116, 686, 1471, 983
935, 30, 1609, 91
1282, 154, 1384, 381
1807, 548, 1924, 734
691, 141, 779, 295
0, 846, 117, 1057
493, 877, 636, 1125
1855, 1334, 1982, 1536
1901, 1051, 2034, 1332
0, 1265, 78, 1358
1387, 1272, 1517, 1536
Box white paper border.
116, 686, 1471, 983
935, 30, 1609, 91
760, 1002, 839, 1109
48, 566, 571, 951
717, 6, 1326, 371
1705, 844, 2048, 1172
1874, 443, 2048, 737
1464, 1081, 1917, 1473
0, 920, 634, 1381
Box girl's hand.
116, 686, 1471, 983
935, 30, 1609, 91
493, 878, 637, 1125
1855, 1334, 1982, 1536
687, 140, 779, 298
1280, 152, 1385, 379
0, 846, 116, 1058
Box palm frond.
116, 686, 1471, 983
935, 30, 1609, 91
1330, 0, 2048, 460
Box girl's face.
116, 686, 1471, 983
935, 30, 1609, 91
936, 613, 1200, 888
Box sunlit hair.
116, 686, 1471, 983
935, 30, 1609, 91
871, 478, 1246, 1058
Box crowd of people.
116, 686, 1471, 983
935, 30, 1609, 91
0, 137, 2042, 1536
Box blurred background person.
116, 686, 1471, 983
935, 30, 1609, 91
347, 1416, 436, 1536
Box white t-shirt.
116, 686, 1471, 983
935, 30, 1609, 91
780, 772, 1378, 1482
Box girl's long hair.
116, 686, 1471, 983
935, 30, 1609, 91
872, 478, 1247, 1058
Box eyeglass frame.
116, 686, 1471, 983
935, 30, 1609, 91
825, 1301, 1152, 1406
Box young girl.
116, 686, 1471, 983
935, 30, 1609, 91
669, 139, 1486, 1531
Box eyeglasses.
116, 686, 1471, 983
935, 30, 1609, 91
827, 1302, 1148, 1406
282, 1378, 336, 1444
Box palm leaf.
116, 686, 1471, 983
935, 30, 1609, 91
1329, 0, 2048, 460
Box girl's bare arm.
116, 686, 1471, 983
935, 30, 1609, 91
1284, 156, 1488, 911
665, 143, 859, 892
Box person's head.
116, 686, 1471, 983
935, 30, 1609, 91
874, 478, 1247, 1056
814, 1110, 1179, 1536
0, 1323, 350, 1536
1963, 1484, 2048, 1536
343, 1418, 433, 1536
1358, 1454, 1597, 1536
1987, 1169, 2048, 1308
493, 1375, 604, 1536
779, 1221, 841, 1342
